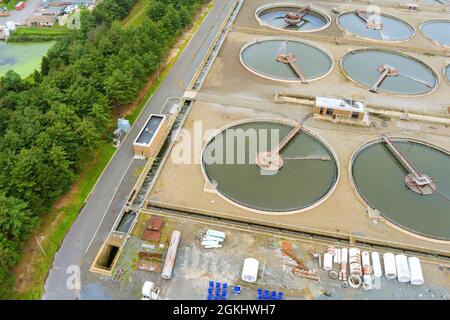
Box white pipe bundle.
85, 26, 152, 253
341, 248, 348, 264
323, 252, 333, 271
383, 252, 397, 279
371, 252, 382, 278
395, 254, 411, 283
408, 257, 424, 286
361, 251, 372, 289
349, 248, 362, 276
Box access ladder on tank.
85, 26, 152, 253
381, 134, 436, 195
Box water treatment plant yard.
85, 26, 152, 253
80, 214, 450, 300
48, 0, 450, 300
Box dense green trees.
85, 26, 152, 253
0, 0, 204, 298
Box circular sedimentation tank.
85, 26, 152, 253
240, 39, 333, 82
202, 121, 338, 213
421, 20, 450, 47
341, 49, 438, 95
351, 138, 450, 241
337, 11, 414, 42
256, 3, 330, 32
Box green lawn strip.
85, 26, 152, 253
125, 1, 215, 124
8, 26, 71, 42
122, 0, 148, 28
13, 142, 115, 300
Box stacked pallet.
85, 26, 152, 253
201, 229, 225, 248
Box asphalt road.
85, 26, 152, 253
42, 0, 235, 300
0, 0, 40, 25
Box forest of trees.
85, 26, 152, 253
0, 0, 204, 298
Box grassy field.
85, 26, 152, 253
122, 0, 149, 28
8, 26, 71, 42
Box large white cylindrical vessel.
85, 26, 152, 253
383, 252, 397, 279
323, 252, 333, 271
371, 252, 382, 278
395, 254, 411, 283
161, 230, 181, 280
408, 257, 424, 285
241, 258, 259, 283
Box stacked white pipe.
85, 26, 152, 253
371, 252, 382, 278
383, 252, 397, 280
395, 254, 411, 283
361, 251, 372, 289
201, 229, 225, 248
340, 248, 348, 281
408, 257, 424, 285
323, 246, 335, 271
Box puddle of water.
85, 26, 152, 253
338, 12, 414, 41
445, 64, 450, 82
421, 21, 450, 47
115, 210, 137, 233
203, 122, 338, 212
241, 40, 332, 81
342, 49, 437, 95
352, 140, 450, 240
258, 7, 328, 31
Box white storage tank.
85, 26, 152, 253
241, 258, 259, 283
371, 252, 382, 278
383, 252, 397, 279
161, 230, 181, 280
408, 257, 424, 285
395, 254, 411, 283
341, 248, 348, 264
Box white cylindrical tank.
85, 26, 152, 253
395, 254, 411, 283
371, 252, 382, 278
241, 258, 259, 283
334, 248, 341, 264
161, 230, 181, 280
323, 252, 333, 271
408, 257, 424, 286
383, 252, 397, 279
349, 248, 362, 276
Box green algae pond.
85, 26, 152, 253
0, 41, 54, 78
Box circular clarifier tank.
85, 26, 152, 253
256, 3, 330, 32
337, 11, 414, 42
341, 49, 438, 95
421, 20, 450, 47
240, 39, 333, 82
351, 138, 450, 241
202, 121, 338, 213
